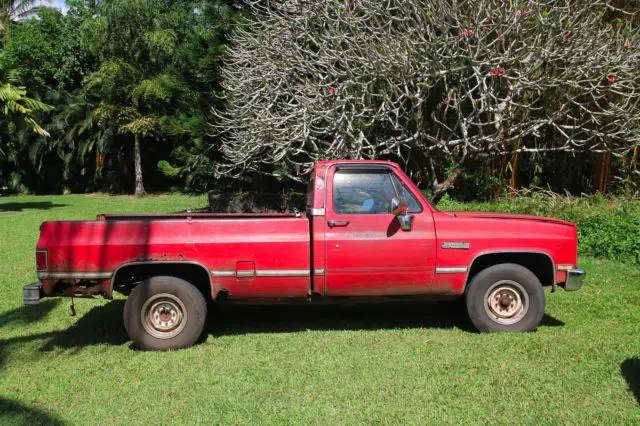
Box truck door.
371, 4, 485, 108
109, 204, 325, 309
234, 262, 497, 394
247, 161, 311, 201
324, 165, 437, 296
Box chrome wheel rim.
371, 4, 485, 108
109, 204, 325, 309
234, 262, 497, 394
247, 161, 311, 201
484, 280, 529, 325
141, 293, 187, 339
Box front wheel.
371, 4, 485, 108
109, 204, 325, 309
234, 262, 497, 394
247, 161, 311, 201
124, 276, 207, 350
465, 263, 545, 332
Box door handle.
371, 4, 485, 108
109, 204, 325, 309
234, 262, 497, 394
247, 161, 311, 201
327, 220, 350, 228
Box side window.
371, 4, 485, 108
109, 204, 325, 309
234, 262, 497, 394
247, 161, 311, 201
391, 174, 423, 213
333, 171, 397, 214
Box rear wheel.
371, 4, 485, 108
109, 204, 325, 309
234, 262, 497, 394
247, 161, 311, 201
465, 263, 545, 332
124, 276, 207, 350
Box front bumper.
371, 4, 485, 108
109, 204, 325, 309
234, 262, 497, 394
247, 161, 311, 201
563, 268, 586, 291
23, 281, 43, 305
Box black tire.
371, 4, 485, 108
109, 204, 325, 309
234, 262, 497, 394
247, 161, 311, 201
465, 263, 545, 332
124, 276, 207, 350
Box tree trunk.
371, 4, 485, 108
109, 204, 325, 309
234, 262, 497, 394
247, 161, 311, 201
134, 134, 145, 197
430, 167, 462, 205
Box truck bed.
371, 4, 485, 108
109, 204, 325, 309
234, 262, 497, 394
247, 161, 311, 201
37, 215, 311, 299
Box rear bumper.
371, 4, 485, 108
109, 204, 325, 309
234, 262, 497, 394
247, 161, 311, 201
563, 268, 586, 291
23, 281, 43, 305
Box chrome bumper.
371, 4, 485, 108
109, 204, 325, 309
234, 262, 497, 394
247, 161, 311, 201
23, 281, 43, 305
563, 268, 586, 291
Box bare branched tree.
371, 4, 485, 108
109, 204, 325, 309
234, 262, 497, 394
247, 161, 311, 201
214, 0, 639, 198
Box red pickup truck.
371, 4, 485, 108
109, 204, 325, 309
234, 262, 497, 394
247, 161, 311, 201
25, 160, 585, 350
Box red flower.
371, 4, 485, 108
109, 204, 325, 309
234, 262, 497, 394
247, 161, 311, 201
328, 87, 336, 94
607, 76, 616, 84
624, 40, 633, 47
497, 34, 505, 41
491, 68, 505, 76
567, 34, 574, 41
516, 10, 528, 17
461, 29, 474, 37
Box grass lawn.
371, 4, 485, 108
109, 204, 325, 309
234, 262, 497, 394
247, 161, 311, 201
1, 194, 639, 424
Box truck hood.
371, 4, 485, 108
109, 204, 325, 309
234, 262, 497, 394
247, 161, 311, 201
443, 211, 575, 227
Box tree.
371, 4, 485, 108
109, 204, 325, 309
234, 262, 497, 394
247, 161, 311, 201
0, 0, 38, 48
216, 0, 640, 200
79, 0, 183, 196
0, 1, 237, 194
79, 0, 236, 196
0, 54, 53, 190
1, 5, 91, 192
0, 56, 51, 136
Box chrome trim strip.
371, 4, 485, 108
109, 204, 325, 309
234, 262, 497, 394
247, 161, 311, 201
211, 269, 311, 277
256, 269, 310, 277
435, 267, 468, 274
314, 268, 325, 275
441, 242, 470, 250
311, 208, 325, 216
37, 271, 112, 280
210, 270, 236, 277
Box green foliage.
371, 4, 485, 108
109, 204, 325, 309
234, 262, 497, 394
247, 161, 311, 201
0, 1, 241, 194
0, 0, 39, 45
438, 193, 640, 263
0, 55, 52, 134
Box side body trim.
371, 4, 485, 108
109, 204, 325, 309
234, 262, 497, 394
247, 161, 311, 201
37, 271, 113, 280
435, 267, 468, 274
211, 269, 311, 278
256, 269, 309, 277
210, 270, 235, 277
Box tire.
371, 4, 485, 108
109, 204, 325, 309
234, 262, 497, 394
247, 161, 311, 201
124, 276, 207, 350
465, 263, 545, 332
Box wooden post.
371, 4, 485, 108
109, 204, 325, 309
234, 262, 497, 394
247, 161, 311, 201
599, 150, 611, 194
509, 142, 520, 193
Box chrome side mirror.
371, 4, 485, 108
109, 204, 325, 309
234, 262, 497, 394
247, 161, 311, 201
391, 197, 413, 231
396, 214, 414, 231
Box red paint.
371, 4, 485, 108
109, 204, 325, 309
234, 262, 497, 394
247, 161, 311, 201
35, 160, 580, 301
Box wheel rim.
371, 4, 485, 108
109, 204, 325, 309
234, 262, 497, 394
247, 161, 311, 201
141, 293, 187, 339
483, 280, 529, 325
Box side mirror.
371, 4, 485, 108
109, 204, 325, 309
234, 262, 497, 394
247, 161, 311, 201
391, 197, 414, 231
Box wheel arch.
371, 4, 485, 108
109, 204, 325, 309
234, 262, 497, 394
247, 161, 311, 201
464, 251, 555, 293
111, 261, 213, 301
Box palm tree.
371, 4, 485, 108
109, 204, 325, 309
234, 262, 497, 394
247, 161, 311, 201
0, 0, 41, 48
0, 55, 52, 159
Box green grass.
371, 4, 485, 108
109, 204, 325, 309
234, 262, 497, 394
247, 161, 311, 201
1, 194, 639, 424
